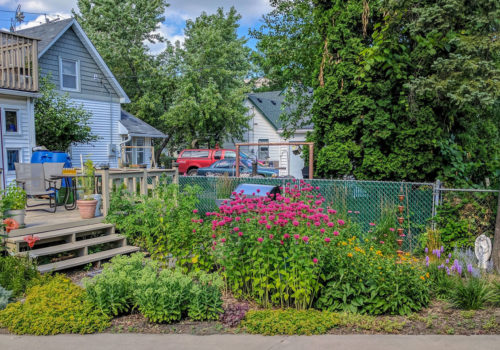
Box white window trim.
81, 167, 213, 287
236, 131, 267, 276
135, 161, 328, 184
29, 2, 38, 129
6, 148, 21, 173
2, 108, 21, 135
59, 57, 81, 92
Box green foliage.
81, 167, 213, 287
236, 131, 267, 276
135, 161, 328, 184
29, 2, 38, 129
35, 76, 98, 151
80, 159, 96, 199
426, 263, 456, 299
2, 185, 27, 211
0, 285, 12, 310
448, 277, 494, 310
316, 238, 430, 315
84, 253, 223, 323
492, 281, 500, 307
165, 7, 251, 149
0, 255, 39, 297
106, 182, 213, 271
0, 275, 110, 335
242, 309, 339, 335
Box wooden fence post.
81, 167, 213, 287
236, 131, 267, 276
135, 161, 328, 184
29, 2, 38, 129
141, 168, 148, 196
101, 169, 110, 217
492, 186, 500, 272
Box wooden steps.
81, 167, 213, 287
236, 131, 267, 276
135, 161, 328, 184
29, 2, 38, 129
37, 246, 140, 274
5, 221, 139, 273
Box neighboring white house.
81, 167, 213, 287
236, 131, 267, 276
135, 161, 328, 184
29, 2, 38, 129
17, 18, 165, 169
225, 90, 313, 179
0, 31, 39, 188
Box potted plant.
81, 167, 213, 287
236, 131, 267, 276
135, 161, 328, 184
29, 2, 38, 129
2, 185, 27, 227
76, 159, 98, 219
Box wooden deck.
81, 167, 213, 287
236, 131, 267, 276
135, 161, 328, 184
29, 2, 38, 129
8, 200, 104, 237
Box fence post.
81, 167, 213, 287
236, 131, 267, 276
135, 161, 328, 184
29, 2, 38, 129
431, 179, 441, 230
101, 169, 110, 217
141, 168, 148, 196
492, 185, 500, 273
173, 167, 179, 185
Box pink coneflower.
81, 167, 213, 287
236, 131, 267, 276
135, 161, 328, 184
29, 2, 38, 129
293, 234, 300, 240
313, 258, 318, 264
324, 237, 331, 243
266, 224, 272, 230
333, 231, 339, 236
235, 217, 241, 221
320, 228, 325, 234
238, 231, 243, 237
292, 220, 299, 226
302, 236, 309, 242
257, 237, 263, 242
337, 219, 345, 225
327, 222, 334, 227
193, 209, 198, 214
233, 227, 240, 232
283, 233, 290, 239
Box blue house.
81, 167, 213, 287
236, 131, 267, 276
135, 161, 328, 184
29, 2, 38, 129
17, 18, 165, 169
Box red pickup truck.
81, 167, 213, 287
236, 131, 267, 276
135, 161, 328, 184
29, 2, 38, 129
177, 149, 241, 175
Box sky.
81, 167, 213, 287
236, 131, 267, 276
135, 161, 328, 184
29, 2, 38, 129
0, 0, 272, 53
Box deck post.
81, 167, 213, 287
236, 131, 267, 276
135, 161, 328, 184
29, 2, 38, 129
101, 169, 110, 216
141, 168, 148, 196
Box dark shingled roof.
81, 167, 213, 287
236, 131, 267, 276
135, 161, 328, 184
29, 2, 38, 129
120, 110, 166, 138
247, 90, 313, 131
17, 18, 74, 54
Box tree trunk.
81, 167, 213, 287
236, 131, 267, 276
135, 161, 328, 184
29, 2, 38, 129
154, 136, 171, 167
493, 186, 500, 272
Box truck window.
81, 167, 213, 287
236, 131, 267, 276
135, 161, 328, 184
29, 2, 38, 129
190, 150, 210, 158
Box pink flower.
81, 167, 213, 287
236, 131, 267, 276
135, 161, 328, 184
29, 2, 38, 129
280, 240, 284, 245
233, 227, 240, 232
302, 236, 309, 242
192, 229, 196, 233
193, 209, 198, 214
314, 221, 321, 227
269, 234, 274, 239
221, 238, 226, 243
333, 231, 339, 236
324, 237, 331, 243
292, 220, 299, 226
257, 237, 264, 242
354, 211, 360, 214
283, 233, 290, 239
313, 258, 318, 264
328, 209, 337, 214
211, 234, 216, 239
348, 210, 352, 213
327, 222, 334, 227
389, 228, 395, 232
293, 234, 300, 240
320, 228, 325, 234
235, 217, 241, 222
380, 241, 385, 244
337, 219, 345, 225
256, 189, 260, 193
238, 231, 243, 237
369, 222, 375, 226
266, 224, 272, 230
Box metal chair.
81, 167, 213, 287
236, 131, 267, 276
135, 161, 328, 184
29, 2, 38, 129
42, 162, 64, 190
15, 163, 58, 213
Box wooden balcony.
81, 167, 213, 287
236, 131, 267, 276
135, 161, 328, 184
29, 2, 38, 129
0, 31, 38, 92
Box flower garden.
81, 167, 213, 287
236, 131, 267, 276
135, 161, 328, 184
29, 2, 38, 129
0, 180, 499, 335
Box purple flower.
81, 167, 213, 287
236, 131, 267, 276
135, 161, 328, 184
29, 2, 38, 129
440, 246, 444, 253
448, 253, 452, 259
436, 251, 441, 258
445, 259, 449, 264
467, 264, 473, 274
425, 256, 430, 263
424, 247, 428, 254
457, 264, 462, 275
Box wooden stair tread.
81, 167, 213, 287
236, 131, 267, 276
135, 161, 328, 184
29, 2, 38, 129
37, 246, 140, 273
18, 234, 125, 258
6, 223, 114, 244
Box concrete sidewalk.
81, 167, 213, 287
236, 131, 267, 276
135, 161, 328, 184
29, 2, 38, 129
0, 333, 499, 350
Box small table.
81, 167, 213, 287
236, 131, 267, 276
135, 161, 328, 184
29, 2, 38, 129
50, 174, 78, 210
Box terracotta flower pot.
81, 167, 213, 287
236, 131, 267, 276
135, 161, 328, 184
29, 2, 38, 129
398, 205, 404, 214
397, 217, 404, 224
398, 195, 405, 202
397, 228, 404, 235
396, 250, 404, 256
396, 239, 403, 246
77, 200, 98, 219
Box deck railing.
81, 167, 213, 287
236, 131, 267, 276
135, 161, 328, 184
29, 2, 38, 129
0, 31, 39, 92
97, 168, 179, 216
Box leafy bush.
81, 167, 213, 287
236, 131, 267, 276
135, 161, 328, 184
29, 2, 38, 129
84, 253, 158, 316
220, 303, 249, 327
0, 275, 110, 335
107, 183, 213, 271
426, 263, 456, 298
492, 281, 500, 307
0, 285, 12, 310
448, 277, 494, 310
242, 309, 339, 335
0, 255, 39, 297
316, 237, 430, 315
84, 253, 223, 323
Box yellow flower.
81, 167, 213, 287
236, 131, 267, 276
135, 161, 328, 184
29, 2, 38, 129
341, 241, 347, 246
420, 276, 425, 281
347, 253, 353, 258
426, 272, 430, 278
191, 256, 199, 264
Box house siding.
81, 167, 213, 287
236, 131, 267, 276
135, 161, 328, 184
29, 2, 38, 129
69, 98, 121, 168
0, 95, 36, 186
39, 27, 120, 102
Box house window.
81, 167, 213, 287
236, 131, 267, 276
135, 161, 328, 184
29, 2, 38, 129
60, 58, 79, 91
258, 139, 269, 159
7, 149, 20, 171
135, 137, 145, 164
4, 110, 19, 133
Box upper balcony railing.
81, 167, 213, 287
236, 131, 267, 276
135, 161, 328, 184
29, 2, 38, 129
0, 31, 38, 92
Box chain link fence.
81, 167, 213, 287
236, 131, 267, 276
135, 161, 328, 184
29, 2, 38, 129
177, 176, 435, 251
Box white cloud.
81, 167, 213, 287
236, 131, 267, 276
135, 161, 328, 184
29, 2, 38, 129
16, 13, 72, 30
148, 22, 185, 55
0, 0, 77, 13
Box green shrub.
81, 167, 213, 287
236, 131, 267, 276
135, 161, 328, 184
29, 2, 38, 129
0, 285, 12, 310
187, 271, 224, 321
0, 255, 39, 297
448, 277, 494, 310
84, 253, 158, 316
0, 275, 110, 335
427, 262, 456, 298
242, 309, 339, 335
316, 237, 430, 315
492, 281, 500, 307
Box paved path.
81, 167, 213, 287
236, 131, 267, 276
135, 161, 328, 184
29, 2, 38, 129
1, 334, 499, 350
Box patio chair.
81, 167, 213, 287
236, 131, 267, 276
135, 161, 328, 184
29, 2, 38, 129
43, 162, 64, 190
15, 163, 58, 213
